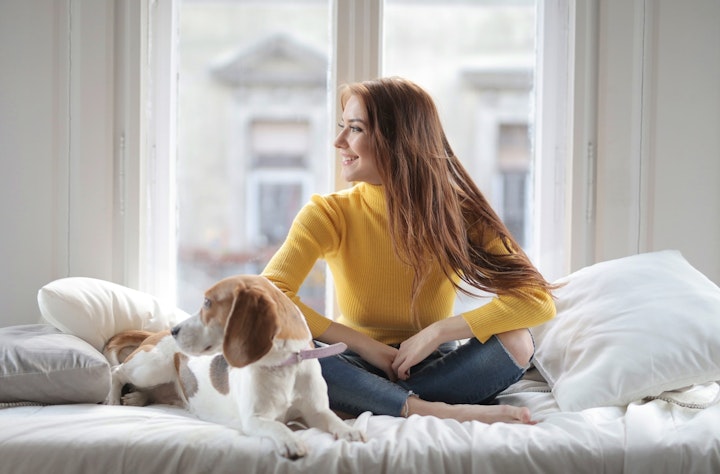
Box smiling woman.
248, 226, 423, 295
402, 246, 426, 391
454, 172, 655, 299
261, 75, 555, 423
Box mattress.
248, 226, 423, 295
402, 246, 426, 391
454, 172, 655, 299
2, 376, 719, 474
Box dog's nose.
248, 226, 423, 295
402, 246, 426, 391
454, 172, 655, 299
171, 325, 180, 337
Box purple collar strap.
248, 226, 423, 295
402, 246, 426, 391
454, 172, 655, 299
279, 342, 347, 367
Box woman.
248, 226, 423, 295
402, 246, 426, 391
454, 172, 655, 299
262, 77, 556, 424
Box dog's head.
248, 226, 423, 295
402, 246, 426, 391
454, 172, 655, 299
172, 275, 311, 368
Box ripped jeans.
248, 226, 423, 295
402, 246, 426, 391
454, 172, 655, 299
318, 334, 530, 417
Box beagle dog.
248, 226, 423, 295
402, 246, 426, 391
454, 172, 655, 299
103, 275, 365, 459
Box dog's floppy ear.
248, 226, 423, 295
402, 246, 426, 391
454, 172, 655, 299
223, 284, 279, 368
267, 284, 311, 342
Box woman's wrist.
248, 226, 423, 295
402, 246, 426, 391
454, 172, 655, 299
430, 316, 474, 344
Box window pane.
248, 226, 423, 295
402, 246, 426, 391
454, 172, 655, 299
383, 0, 536, 252
176, 0, 330, 314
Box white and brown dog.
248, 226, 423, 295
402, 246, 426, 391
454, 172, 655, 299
103, 275, 365, 459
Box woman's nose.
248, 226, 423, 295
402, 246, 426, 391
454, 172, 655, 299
334, 130, 346, 149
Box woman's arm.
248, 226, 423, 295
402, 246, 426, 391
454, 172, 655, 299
393, 310, 536, 380
391, 315, 471, 380
318, 321, 399, 381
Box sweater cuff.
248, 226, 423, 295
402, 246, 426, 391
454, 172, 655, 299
460, 288, 556, 343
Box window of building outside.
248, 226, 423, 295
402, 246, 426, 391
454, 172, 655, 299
176, 0, 536, 315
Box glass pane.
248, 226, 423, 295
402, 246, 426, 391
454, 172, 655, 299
257, 182, 303, 246
383, 0, 536, 252
176, 0, 330, 314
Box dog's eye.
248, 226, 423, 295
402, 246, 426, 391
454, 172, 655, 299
203, 298, 212, 309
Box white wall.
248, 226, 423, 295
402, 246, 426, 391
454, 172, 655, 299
0, 0, 718, 328
592, 0, 720, 283
0, 1, 144, 327
0, 2, 65, 326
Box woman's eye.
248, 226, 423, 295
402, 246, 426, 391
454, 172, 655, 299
337, 122, 362, 133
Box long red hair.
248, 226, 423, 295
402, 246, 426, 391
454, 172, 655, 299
340, 77, 556, 309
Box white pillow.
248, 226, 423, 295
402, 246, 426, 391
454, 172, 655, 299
531, 250, 720, 412
38, 277, 190, 352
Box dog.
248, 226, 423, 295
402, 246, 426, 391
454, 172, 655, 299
103, 275, 365, 459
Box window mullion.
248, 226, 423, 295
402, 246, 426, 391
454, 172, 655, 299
330, 0, 383, 192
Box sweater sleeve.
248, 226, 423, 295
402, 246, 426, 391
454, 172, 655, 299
459, 238, 556, 343
262, 195, 339, 338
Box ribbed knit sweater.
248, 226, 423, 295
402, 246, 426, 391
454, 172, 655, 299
262, 182, 555, 345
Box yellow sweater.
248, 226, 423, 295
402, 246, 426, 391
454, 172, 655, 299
262, 182, 556, 345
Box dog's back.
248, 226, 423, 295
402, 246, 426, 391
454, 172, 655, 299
104, 330, 185, 407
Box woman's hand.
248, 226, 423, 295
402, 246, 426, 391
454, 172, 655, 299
393, 316, 475, 380
317, 321, 399, 381
392, 325, 441, 380
354, 341, 400, 382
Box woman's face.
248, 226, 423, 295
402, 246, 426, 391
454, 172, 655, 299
334, 95, 382, 185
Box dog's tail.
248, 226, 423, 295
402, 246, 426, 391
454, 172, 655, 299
103, 329, 157, 365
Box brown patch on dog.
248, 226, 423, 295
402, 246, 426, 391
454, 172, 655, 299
146, 383, 185, 407
174, 352, 198, 400
259, 278, 311, 342
103, 330, 156, 364
104, 329, 172, 365
207, 276, 311, 368
210, 355, 230, 395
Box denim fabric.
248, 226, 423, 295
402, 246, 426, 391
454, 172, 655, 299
318, 334, 530, 417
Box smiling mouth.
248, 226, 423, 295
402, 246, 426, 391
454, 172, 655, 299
342, 156, 358, 165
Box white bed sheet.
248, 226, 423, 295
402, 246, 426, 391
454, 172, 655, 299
0, 377, 718, 474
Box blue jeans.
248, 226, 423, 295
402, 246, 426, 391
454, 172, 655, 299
318, 334, 530, 417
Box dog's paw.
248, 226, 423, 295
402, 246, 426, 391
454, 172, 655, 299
333, 426, 366, 443
279, 436, 308, 460
104, 393, 122, 405
121, 390, 149, 407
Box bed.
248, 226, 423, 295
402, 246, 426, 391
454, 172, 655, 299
2, 250, 720, 473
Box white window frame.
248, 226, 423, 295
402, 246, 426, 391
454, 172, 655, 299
533, 0, 599, 280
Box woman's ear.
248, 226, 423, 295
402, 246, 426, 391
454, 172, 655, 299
222, 285, 278, 368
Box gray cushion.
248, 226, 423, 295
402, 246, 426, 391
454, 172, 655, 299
0, 324, 110, 404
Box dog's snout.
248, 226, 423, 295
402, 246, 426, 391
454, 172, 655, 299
171, 325, 180, 337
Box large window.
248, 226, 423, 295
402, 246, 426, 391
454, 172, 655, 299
175, 0, 537, 314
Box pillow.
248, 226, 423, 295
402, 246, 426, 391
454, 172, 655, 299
38, 277, 190, 352
0, 324, 110, 404
531, 250, 720, 412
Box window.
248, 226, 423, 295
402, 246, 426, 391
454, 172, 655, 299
174, 0, 542, 314
176, 1, 330, 313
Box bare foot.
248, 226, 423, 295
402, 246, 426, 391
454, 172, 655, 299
406, 397, 533, 424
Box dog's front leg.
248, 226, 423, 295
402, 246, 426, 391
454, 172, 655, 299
243, 416, 308, 460
302, 408, 366, 442
296, 362, 366, 442
105, 365, 129, 405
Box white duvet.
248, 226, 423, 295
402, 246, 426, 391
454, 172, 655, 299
1, 378, 718, 474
